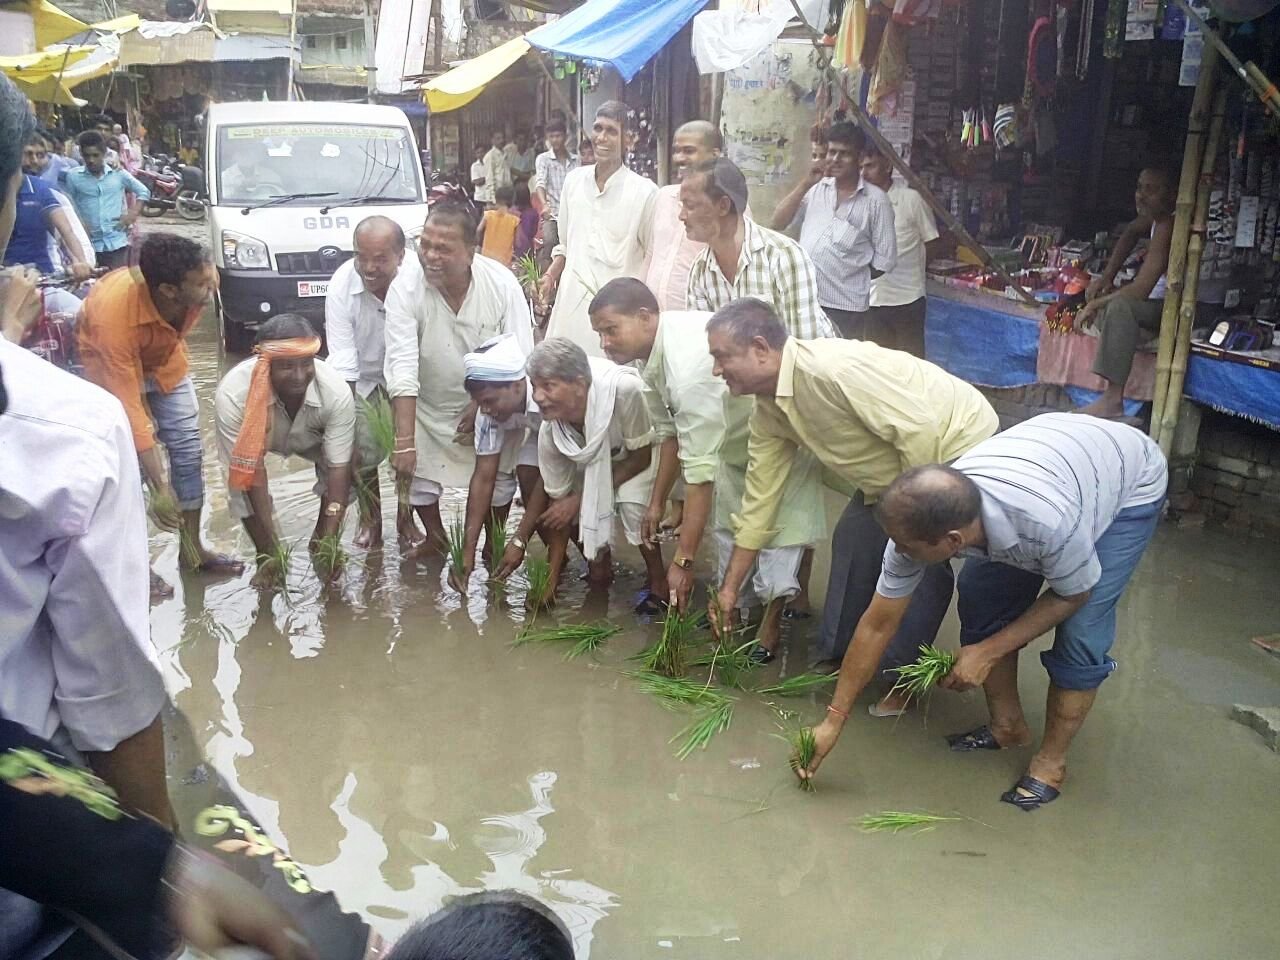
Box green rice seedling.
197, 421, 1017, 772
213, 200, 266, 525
670, 699, 734, 760
690, 637, 760, 690
514, 253, 542, 294
785, 725, 818, 792
444, 514, 468, 582
524, 554, 551, 613
757, 672, 839, 697
856, 811, 962, 835
359, 394, 397, 461
177, 526, 202, 569
887, 645, 957, 706
486, 510, 508, 560
512, 622, 619, 657
256, 539, 295, 593
627, 670, 730, 711
642, 606, 703, 678
313, 534, 348, 579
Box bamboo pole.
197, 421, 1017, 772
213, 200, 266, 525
1157, 84, 1229, 456
1151, 41, 1218, 443
785, 0, 1035, 304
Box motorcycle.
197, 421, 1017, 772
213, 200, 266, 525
138, 154, 207, 221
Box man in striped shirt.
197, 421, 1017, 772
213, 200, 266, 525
771, 121, 896, 339
685, 158, 836, 341
797, 413, 1167, 810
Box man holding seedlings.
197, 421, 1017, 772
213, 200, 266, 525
589, 278, 823, 661
77, 232, 243, 598
449, 333, 548, 593
527, 336, 666, 609
799, 414, 1167, 811
706, 298, 998, 709
324, 215, 417, 551
214, 315, 355, 587
383, 201, 535, 553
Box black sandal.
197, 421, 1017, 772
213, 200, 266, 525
634, 590, 668, 615
1000, 775, 1060, 811
946, 725, 1004, 752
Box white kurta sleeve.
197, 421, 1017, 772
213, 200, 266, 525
497, 266, 536, 357
324, 273, 360, 384
382, 273, 420, 398
537, 421, 575, 498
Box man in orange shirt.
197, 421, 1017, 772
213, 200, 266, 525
78, 233, 243, 596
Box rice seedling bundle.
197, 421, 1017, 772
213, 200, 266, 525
627, 670, 729, 711
757, 672, 838, 698
690, 638, 760, 690
887, 645, 957, 705
642, 606, 703, 678
856, 811, 962, 834
514, 622, 619, 658
514, 254, 542, 294
444, 515, 468, 580
486, 510, 509, 559
670, 699, 734, 760
524, 555, 551, 612
782, 724, 818, 792
359, 395, 397, 461
313, 534, 348, 577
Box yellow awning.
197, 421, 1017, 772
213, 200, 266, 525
423, 36, 531, 113
90, 13, 142, 34
0, 45, 94, 79
31, 1, 89, 49
13, 74, 86, 107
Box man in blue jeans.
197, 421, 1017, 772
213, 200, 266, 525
796, 413, 1168, 809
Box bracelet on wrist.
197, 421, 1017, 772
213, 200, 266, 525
826, 704, 850, 721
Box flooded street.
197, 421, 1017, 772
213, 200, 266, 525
149, 266, 1280, 958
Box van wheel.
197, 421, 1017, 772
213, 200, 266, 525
216, 297, 253, 355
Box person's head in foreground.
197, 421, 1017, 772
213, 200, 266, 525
464, 333, 528, 422
417, 200, 477, 290
590, 100, 628, 169
528, 336, 591, 425
0, 77, 35, 251
1133, 165, 1176, 221
139, 232, 217, 322
77, 129, 109, 175
825, 120, 865, 186
705, 297, 787, 397
353, 215, 405, 300
21, 131, 47, 176
255, 313, 320, 405
875, 463, 982, 564
387, 891, 574, 960
679, 157, 748, 245
588, 277, 660, 365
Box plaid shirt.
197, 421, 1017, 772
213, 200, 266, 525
687, 219, 836, 340
533, 149, 579, 216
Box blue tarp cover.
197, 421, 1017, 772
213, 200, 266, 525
1185, 355, 1280, 431
526, 0, 710, 82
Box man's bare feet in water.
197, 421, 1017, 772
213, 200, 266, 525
150, 569, 175, 602
180, 548, 244, 575
354, 520, 383, 549
868, 689, 912, 717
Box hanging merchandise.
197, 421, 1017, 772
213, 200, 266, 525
1076, 0, 1095, 78
1026, 16, 1058, 98
868, 19, 909, 114
1103, 0, 1127, 59
993, 101, 1018, 148
833, 0, 866, 71
861, 2, 890, 73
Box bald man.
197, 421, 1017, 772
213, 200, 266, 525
798, 413, 1167, 811
324, 215, 416, 549
645, 120, 748, 310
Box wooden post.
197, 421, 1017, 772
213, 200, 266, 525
363, 0, 378, 102
786, 0, 1035, 303
1158, 83, 1229, 456
1151, 41, 1217, 443
286, 0, 298, 101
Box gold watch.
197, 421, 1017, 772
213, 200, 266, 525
673, 554, 694, 570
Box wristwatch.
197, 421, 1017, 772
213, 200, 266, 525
511, 535, 527, 551
673, 554, 694, 570
324, 502, 342, 517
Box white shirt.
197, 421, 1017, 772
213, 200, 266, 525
324, 259, 390, 398
870, 180, 939, 307
879, 414, 1168, 600
470, 159, 486, 196
383, 254, 534, 487
475, 379, 541, 472
547, 164, 657, 356
0, 338, 164, 753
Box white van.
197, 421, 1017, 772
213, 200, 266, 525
205, 101, 429, 352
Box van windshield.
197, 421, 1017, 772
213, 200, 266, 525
216, 123, 421, 205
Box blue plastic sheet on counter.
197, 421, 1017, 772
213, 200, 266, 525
1185, 355, 1280, 431
924, 295, 1039, 387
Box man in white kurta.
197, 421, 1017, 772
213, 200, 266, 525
383, 204, 535, 549
539, 101, 657, 357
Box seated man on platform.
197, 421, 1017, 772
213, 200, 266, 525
215, 314, 355, 587
1075, 166, 1176, 419
528, 336, 667, 610
449, 333, 549, 594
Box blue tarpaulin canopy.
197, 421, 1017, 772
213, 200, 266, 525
526, 0, 711, 83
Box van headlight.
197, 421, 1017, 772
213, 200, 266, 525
222, 231, 270, 270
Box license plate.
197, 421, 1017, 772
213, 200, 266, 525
297, 280, 329, 298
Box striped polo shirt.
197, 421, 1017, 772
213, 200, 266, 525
878, 413, 1168, 599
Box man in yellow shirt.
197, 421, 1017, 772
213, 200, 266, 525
708, 297, 998, 713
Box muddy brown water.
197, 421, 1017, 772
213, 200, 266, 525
149, 317, 1280, 959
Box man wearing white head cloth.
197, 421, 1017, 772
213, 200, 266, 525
528, 336, 668, 611
449, 333, 550, 593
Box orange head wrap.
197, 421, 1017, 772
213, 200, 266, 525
227, 336, 322, 491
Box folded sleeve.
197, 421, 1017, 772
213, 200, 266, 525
869, 191, 897, 273
732, 401, 798, 550
76, 302, 156, 452
537, 422, 574, 499
322, 385, 356, 466
876, 541, 927, 598
324, 281, 360, 383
